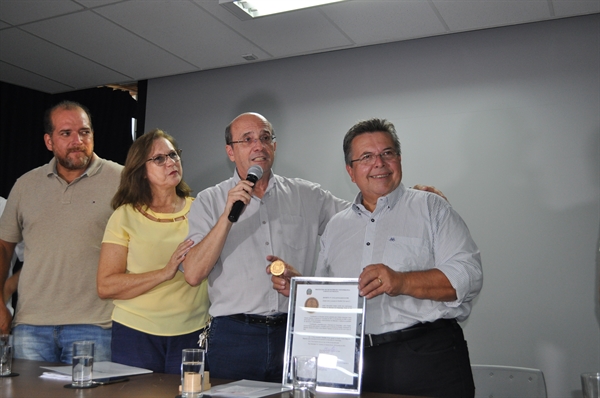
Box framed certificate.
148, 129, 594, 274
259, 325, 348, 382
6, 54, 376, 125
282, 277, 366, 394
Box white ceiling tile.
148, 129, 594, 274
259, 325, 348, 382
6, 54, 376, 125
0, 0, 82, 25
322, 0, 447, 45
94, 0, 271, 69
552, 0, 600, 16
0, 61, 73, 92
433, 0, 552, 31
76, 0, 124, 7
19, 10, 199, 80
199, 1, 353, 57
0, 28, 131, 88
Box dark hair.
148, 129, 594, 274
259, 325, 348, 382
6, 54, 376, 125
225, 113, 275, 144
43, 100, 93, 135
111, 129, 191, 210
343, 118, 401, 165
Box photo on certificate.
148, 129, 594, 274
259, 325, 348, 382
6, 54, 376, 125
282, 277, 366, 394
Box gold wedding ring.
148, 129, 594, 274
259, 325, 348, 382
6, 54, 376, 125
378, 278, 383, 285
270, 260, 285, 276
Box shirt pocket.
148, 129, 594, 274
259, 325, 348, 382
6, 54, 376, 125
278, 214, 308, 251
382, 236, 431, 272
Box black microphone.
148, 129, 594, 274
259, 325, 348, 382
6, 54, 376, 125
228, 165, 263, 222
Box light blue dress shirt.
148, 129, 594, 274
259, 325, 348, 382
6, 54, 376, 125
315, 183, 482, 335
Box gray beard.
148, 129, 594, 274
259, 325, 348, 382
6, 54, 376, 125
56, 153, 91, 170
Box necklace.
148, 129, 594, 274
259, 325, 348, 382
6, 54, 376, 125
136, 205, 189, 223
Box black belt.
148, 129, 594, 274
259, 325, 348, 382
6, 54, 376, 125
365, 318, 457, 348
228, 313, 288, 327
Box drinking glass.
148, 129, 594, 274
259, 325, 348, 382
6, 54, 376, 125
72, 341, 94, 387
181, 348, 205, 398
293, 355, 317, 391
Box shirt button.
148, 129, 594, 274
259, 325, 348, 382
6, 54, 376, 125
371, 219, 375, 222
265, 242, 270, 246
366, 242, 370, 246
262, 221, 266, 224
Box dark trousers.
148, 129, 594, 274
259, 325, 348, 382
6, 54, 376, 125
111, 322, 204, 374
207, 315, 287, 382
363, 320, 475, 397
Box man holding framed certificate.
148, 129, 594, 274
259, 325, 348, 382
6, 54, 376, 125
183, 112, 449, 384
273, 118, 482, 397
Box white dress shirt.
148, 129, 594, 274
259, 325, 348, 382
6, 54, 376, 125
315, 183, 482, 335
187, 170, 348, 317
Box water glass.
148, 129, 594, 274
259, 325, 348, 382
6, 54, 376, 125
72, 341, 94, 387
181, 348, 205, 398
582, 372, 600, 398
0, 334, 12, 376
293, 355, 317, 391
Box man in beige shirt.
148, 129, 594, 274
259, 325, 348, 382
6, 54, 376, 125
0, 101, 122, 363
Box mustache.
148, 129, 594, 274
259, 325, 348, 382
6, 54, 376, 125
67, 146, 88, 154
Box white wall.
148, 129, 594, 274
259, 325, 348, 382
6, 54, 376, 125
146, 14, 600, 397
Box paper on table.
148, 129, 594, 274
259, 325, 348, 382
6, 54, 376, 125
207, 379, 291, 398
41, 361, 152, 379
40, 372, 71, 381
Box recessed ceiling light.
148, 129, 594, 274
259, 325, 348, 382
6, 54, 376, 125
219, 0, 347, 20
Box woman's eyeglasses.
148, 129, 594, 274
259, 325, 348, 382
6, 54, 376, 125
147, 149, 182, 166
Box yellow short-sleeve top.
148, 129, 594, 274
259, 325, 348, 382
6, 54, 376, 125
102, 197, 209, 335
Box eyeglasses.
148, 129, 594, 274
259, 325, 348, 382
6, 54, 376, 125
228, 134, 276, 147
147, 149, 181, 166
350, 150, 399, 166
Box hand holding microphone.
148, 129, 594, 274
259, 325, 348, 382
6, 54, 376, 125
228, 165, 263, 222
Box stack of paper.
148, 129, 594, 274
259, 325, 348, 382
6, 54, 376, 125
40, 361, 152, 380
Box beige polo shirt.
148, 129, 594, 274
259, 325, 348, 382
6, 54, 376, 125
0, 155, 122, 328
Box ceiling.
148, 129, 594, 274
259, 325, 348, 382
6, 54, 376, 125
1, 0, 598, 94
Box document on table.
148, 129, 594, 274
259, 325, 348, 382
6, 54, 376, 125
282, 277, 366, 394
206, 379, 291, 397
41, 361, 152, 379
292, 283, 361, 385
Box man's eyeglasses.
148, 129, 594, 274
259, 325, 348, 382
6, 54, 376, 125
228, 134, 276, 147
147, 150, 181, 166
350, 150, 399, 166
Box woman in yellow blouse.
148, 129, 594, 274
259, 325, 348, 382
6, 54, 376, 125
97, 129, 209, 373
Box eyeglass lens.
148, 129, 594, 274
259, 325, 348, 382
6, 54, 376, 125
232, 135, 275, 146
152, 151, 180, 165
355, 151, 397, 165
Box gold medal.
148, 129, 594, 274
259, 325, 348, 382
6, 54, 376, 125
270, 260, 285, 276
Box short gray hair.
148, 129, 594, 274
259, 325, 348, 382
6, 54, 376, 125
343, 118, 401, 165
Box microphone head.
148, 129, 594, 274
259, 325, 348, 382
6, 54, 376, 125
247, 165, 263, 180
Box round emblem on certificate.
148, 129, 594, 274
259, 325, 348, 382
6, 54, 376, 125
270, 260, 285, 276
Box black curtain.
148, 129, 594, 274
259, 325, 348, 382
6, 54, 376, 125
0, 82, 48, 199
0, 82, 139, 198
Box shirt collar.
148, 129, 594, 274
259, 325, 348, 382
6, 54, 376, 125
232, 167, 275, 193
351, 183, 406, 215
46, 154, 100, 180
